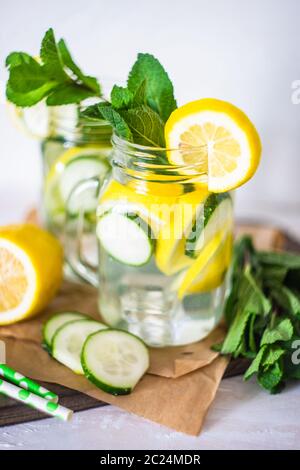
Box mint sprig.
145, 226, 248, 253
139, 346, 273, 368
218, 236, 300, 393
6, 28, 101, 107
82, 53, 177, 147
127, 53, 177, 122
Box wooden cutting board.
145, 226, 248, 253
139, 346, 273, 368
0, 228, 298, 427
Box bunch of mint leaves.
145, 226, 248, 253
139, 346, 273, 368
215, 236, 300, 393
6, 28, 102, 107
81, 53, 177, 147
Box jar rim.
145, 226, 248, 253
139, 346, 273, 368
50, 106, 111, 130
111, 133, 208, 178
47, 104, 112, 143
112, 133, 207, 153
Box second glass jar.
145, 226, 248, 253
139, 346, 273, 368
41, 105, 112, 239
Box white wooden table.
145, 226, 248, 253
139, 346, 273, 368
1, 188, 300, 450
1, 377, 299, 450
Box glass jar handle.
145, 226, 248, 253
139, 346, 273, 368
64, 177, 100, 287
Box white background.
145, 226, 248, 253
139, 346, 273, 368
1, 0, 300, 235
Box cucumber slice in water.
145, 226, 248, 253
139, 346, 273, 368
62, 156, 110, 216
185, 193, 233, 258
96, 211, 154, 266
81, 329, 149, 395
52, 319, 107, 374
43, 311, 85, 351
45, 147, 111, 223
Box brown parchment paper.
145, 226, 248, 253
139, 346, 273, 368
0, 224, 284, 435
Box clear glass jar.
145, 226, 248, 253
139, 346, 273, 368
41, 105, 112, 238
66, 134, 234, 347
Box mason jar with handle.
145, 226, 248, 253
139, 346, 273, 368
65, 134, 234, 347
42, 105, 112, 239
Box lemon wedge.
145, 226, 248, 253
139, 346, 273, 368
183, 233, 232, 297
155, 188, 208, 275
0, 224, 63, 325
98, 179, 180, 236
165, 98, 261, 192
177, 228, 232, 299
100, 181, 210, 276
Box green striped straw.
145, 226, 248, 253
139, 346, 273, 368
0, 364, 58, 402
0, 378, 73, 421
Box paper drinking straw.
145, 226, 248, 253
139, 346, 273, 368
0, 378, 73, 421
0, 364, 58, 403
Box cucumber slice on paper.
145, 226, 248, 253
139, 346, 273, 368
52, 319, 107, 374
81, 329, 149, 395
96, 211, 154, 266
185, 193, 233, 258
43, 311, 85, 351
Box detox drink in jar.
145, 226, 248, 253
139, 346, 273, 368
42, 105, 112, 238
95, 135, 234, 347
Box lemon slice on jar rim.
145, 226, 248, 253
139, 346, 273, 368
165, 98, 261, 193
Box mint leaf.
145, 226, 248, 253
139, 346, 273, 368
221, 301, 251, 354
132, 79, 147, 107
110, 81, 147, 110
120, 105, 165, 147
6, 82, 55, 107
6, 29, 101, 107
6, 52, 32, 68
46, 83, 96, 105
40, 28, 67, 81
221, 268, 270, 355
262, 345, 285, 369
261, 318, 294, 345
97, 104, 132, 141
233, 334, 248, 358
127, 53, 177, 122
248, 313, 257, 352
258, 361, 283, 392
217, 235, 300, 394
270, 285, 300, 317
262, 265, 287, 285
244, 345, 266, 380
80, 103, 103, 121
224, 237, 258, 325
84, 102, 165, 148
82, 54, 176, 147
58, 39, 100, 95
111, 85, 133, 110
7, 57, 50, 93
244, 268, 271, 315
258, 251, 300, 269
